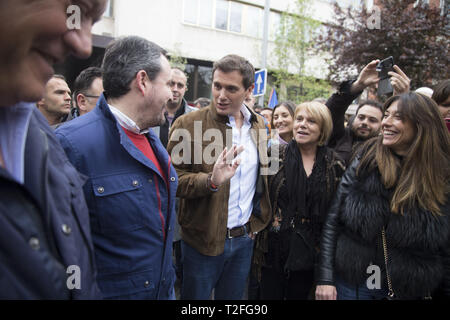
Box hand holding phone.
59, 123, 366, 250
389, 65, 410, 95
376, 56, 394, 96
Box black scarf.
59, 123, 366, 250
283, 140, 329, 236
253, 140, 343, 277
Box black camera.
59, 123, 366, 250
376, 56, 394, 96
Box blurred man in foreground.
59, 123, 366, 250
0, 0, 107, 299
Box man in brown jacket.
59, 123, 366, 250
167, 55, 272, 300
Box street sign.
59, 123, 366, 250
253, 69, 267, 97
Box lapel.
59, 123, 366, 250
23, 114, 48, 213
146, 130, 170, 178
147, 130, 178, 223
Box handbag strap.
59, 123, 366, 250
382, 227, 395, 299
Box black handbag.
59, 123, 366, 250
284, 221, 316, 271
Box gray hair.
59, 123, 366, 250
102, 36, 167, 99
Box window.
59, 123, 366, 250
184, 64, 213, 102
184, 0, 213, 26
197, 66, 213, 99
199, 0, 213, 27
184, 64, 196, 102
184, 0, 198, 24
230, 2, 243, 33
183, 0, 278, 39
215, 0, 229, 30
103, 0, 113, 17
269, 11, 281, 41
245, 5, 262, 38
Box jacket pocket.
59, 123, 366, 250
98, 269, 155, 299
91, 173, 146, 234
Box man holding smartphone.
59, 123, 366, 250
325, 59, 410, 165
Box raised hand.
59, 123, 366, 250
389, 65, 410, 96
351, 60, 381, 94
210, 145, 245, 187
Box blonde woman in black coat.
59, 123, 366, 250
253, 102, 345, 300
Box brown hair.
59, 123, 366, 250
270, 101, 296, 130
432, 79, 450, 105
358, 92, 450, 215
212, 54, 255, 90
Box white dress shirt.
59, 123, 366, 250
227, 104, 259, 229
108, 104, 149, 134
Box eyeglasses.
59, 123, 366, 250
84, 94, 100, 99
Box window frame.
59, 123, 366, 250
182, 0, 280, 40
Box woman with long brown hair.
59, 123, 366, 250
316, 92, 450, 300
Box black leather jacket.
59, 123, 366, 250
316, 157, 359, 286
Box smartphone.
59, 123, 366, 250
376, 56, 394, 96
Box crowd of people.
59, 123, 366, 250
0, 0, 449, 301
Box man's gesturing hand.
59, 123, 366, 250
210, 145, 245, 187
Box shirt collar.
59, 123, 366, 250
107, 104, 149, 134
228, 104, 251, 125
0, 102, 34, 184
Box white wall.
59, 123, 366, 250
91, 0, 341, 79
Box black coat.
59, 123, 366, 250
317, 158, 450, 298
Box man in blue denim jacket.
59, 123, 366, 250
56, 36, 178, 299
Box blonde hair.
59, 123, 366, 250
295, 101, 333, 146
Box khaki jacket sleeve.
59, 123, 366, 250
167, 116, 215, 199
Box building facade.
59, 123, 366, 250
60, 0, 447, 103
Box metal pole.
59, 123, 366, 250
258, 0, 270, 108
